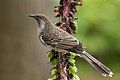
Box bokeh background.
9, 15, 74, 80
0, 0, 120, 80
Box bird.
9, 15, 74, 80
29, 14, 113, 77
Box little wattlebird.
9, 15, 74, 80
29, 14, 113, 77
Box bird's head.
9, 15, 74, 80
29, 14, 49, 29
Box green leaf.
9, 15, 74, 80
68, 65, 78, 73
72, 74, 80, 80
68, 59, 76, 65
51, 68, 58, 76
53, 75, 57, 80
73, 21, 77, 26
49, 56, 56, 62
69, 52, 77, 59
50, 59, 59, 65
47, 51, 54, 59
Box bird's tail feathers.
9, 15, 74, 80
76, 50, 113, 77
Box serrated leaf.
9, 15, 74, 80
50, 59, 59, 65
47, 51, 54, 59
51, 68, 58, 76
68, 66, 78, 73
49, 56, 56, 62
72, 74, 80, 80
68, 59, 75, 65
69, 52, 77, 59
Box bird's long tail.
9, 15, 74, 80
76, 50, 113, 77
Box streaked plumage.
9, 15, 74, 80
29, 14, 113, 77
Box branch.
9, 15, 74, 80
48, 0, 83, 80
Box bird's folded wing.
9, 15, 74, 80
50, 28, 83, 49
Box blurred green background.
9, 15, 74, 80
0, 0, 120, 80
75, 0, 120, 79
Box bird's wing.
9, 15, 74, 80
50, 27, 84, 50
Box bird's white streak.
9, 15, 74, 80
82, 51, 86, 54
39, 35, 47, 46
108, 72, 113, 77
102, 74, 107, 77
40, 19, 45, 29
